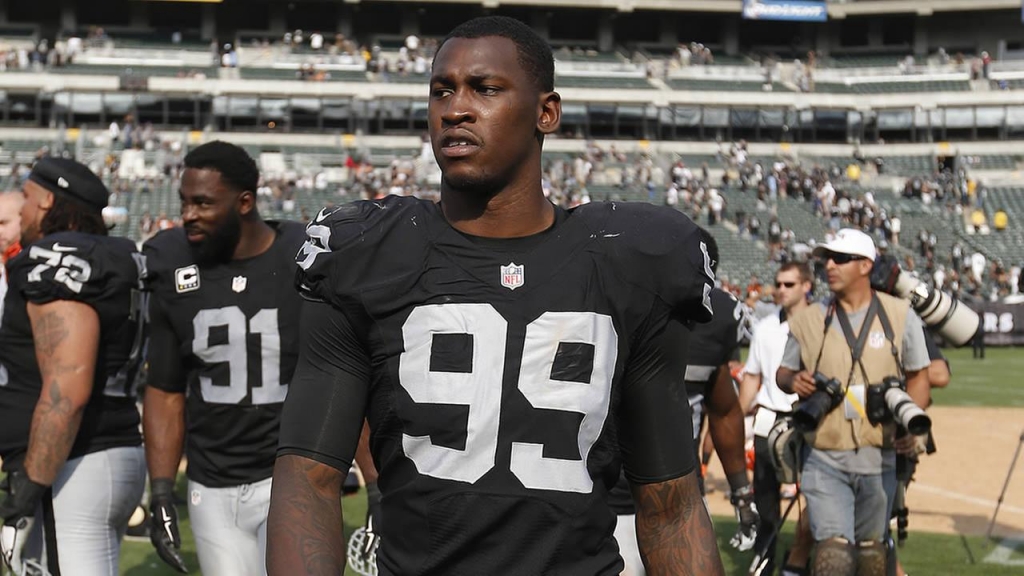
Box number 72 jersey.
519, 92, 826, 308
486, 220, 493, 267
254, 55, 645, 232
143, 221, 306, 488
0, 232, 145, 465
288, 196, 715, 576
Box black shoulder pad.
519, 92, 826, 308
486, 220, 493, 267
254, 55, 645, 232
11, 233, 140, 305
582, 202, 715, 323
142, 228, 191, 290
295, 196, 426, 305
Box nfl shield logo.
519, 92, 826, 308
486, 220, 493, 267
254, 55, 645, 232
232, 276, 248, 293
500, 262, 525, 291
869, 330, 885, 349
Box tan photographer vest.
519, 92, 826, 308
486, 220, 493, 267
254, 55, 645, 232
787, 292, 909, 451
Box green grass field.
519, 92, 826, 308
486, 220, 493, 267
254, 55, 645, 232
930, 347, 1024, 408
95, 345, 1024, 573
119, 486, 1024, 575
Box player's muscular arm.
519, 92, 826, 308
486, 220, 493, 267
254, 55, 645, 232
143, 388, 186, 481
143, 295, 187, 483
23, 301, 99, 485
707, 364, 747, 479
905, 368, 930, 408
632, 473, 726, 576
355, 420, 378, 484
267, 455, 346, 575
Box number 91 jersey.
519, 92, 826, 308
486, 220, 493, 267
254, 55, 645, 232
0, 232, 145, 468
287, 196, 714, 576
143, 222, 306, 487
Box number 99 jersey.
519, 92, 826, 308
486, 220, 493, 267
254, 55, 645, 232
282, 196, 715, 576
143, 222, 306, 488
0, 232, 145, 469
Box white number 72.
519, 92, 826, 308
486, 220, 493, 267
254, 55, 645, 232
398, 304, 618, 494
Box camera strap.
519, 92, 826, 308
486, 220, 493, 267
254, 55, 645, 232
874, 294, 907, 381
835, 293, 880, 386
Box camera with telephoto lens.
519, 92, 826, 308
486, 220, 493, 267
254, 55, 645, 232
868, 376, 931, 435
793, 373, 845, 432
871, 255, 979, 347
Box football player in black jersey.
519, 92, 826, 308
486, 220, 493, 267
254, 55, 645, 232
608, 230, 758, 575
142, 141, 306, 575
0, 157, 147, 575
268, 16, 725, 576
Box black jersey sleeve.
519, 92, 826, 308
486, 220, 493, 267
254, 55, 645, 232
602, 204, 714, 324
144, 290, 185, 393
276, 300, 371, 472
294, 199, 404, 307
617, 311, 696, 484
10, 233, 125, 306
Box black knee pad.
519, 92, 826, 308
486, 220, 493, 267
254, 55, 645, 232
856, 540, 887, 576
812, 538, 855, 576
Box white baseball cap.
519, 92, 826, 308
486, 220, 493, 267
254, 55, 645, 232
812, 228, 877, 262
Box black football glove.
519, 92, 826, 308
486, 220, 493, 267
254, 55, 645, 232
362, 482, 382, 561
0, 470, 46, 570
149, 478, 188, 573
729, 484, 759, 552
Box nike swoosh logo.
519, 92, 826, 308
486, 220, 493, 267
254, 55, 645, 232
161, 509, 174, 541
315, 208, 332, 223
51, 243, 77, 252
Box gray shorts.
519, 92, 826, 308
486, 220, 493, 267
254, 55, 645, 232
801, 452, 888, 543
613, 514, 645, 576
23, 445, 146, 576
187, 476, 272, 576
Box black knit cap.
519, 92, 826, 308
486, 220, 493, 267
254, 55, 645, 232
27, 157, 109, 211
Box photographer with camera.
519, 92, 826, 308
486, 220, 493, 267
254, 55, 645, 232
777, 229, 931, 576
739, 262, 815, 576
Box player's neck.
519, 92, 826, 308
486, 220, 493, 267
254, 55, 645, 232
232, 219, 276, 260
441, 183, 554, 239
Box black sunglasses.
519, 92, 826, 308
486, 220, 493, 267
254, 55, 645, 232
820, 252, 866, 265
775, 281, 797, 288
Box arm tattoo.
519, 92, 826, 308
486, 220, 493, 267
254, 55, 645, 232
267, 455, 345, 575
24, 378, 83, 485
633, 473, 725, 576
33, 311, 69, 357
23, 304, 95, 486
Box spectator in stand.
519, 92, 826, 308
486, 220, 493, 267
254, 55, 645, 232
993, 208, 1008, 231
970, 208, 986, 233
139, 211, 155, 242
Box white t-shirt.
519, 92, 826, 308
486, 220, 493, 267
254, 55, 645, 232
744, 312, 799, 414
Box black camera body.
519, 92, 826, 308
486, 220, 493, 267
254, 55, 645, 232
867, 376, 932, 435
793, 372, 845, 432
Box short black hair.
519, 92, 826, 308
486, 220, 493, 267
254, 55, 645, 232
184, 141, 259, 194
698, 227, 719, 276
437, 16, 555, 93
41, 193, 108, 237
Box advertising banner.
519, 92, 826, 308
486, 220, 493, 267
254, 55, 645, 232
976, 301, 1024, 346
742, 0, 828, 22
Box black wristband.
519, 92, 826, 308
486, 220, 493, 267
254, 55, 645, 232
365, 482, 381, 505
727, 472, 751, 493
151, 478, 176, 500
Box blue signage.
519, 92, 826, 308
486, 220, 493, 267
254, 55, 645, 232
742, 0, 828, 22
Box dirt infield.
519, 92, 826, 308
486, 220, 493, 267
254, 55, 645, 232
704, 406, 1024, 538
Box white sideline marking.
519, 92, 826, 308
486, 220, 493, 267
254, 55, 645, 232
913, 483, 1024, 516
983, 536, 1024, 566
